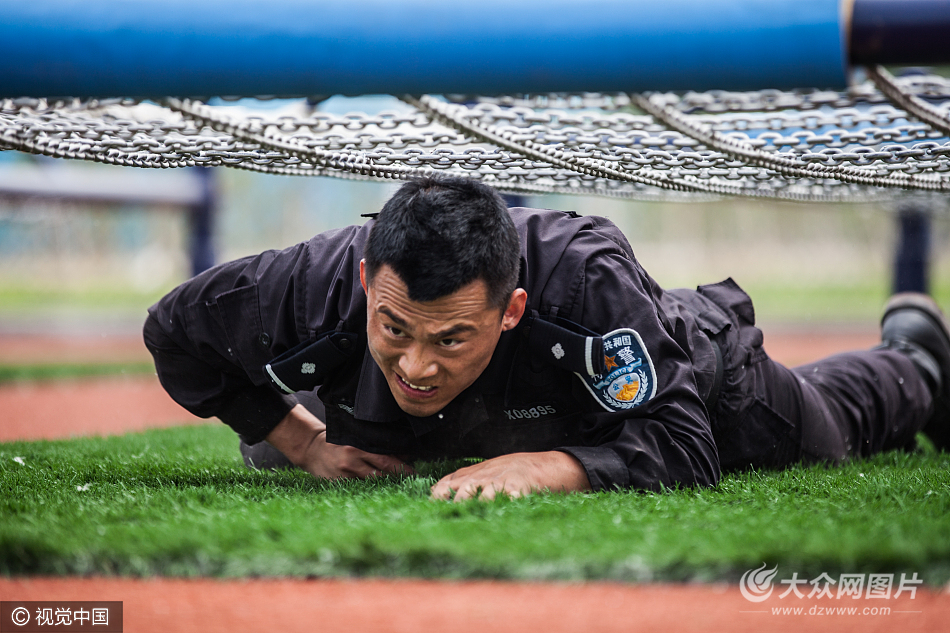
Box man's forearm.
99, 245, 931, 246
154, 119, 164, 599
265, 404, 325, 468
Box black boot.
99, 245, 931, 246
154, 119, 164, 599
881, 293, 950, 450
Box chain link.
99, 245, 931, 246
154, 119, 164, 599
1, 72, 949, 202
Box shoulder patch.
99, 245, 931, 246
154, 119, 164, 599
576, 328, 657, 412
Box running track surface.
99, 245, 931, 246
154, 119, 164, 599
1, 577, 946, 633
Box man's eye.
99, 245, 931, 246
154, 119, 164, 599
438, 338, 459, 348
386, 326, 405, 337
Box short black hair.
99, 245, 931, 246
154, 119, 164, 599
364, 176, 521, 311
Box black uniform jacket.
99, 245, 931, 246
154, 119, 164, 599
144, 207, 731, 491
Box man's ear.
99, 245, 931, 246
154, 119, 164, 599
501, 288, 528, 332
359, 259, 367, 293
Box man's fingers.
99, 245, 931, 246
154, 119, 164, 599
449, 483, 480, 502
430, 478, 506, 502
431, 476, 530, 502
348, 451, 413, 478
330, 446, 412, 478
363, 452, 414, 476
430, 474, 471, 500
472, 484, 496, 502
430, 476, 454, 500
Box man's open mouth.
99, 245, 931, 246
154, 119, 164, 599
396, 373, 436, 394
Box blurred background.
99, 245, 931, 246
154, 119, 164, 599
2, 157, 949, 332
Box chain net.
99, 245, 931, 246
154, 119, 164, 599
1, 66, 949, 202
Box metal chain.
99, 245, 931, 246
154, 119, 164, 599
633, 93, 949, 191
868, 66, 950, 138
405, 95, 717, 194
474, 75, 950, 113
2, 96, 942, 172
164, 97, 438, 182
1, 73, 949, 202
409, 96, 894, 203
414, 97, 906, 202
5, 109, 938, 174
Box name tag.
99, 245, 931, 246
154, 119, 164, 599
504, 404, 558, 420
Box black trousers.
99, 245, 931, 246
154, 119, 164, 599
711, 330, 933, 472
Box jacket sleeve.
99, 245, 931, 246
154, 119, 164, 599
553, 226, 721, 492
143, 244, 312, 444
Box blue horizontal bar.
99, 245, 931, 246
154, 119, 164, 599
0, 0, 847, 98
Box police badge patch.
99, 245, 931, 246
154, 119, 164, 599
577, 328, 657, 412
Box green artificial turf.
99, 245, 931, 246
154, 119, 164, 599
2, 424, 949, 584
0, 362, 155, 384
0, 283, 169, 314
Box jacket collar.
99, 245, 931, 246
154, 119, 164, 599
351, 328, 521, 437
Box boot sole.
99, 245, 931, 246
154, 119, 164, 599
882, 292, 950, 450
882, 293, 950, 347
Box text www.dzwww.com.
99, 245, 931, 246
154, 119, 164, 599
772, 606, 891, 616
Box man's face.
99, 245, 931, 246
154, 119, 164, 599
360, 261, 526, 418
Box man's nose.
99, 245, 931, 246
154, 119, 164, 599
398, 345, 437, 382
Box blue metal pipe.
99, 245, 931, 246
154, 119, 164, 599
0, 0, 847, 98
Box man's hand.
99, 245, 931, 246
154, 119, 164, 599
430, 451, 591, 502
266, 404, 413, 480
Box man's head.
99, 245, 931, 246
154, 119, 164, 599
360, 176, 526, 417
363, 175, 521, 309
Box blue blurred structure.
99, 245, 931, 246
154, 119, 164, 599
851, 0, 950, 65
189, 168, 216, 276
894, 203, 932, 295
5, 0, 950, 99
0, 0, 848, 97
0, 160, 215, 275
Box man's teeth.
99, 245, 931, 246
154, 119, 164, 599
400, 376, 434, 391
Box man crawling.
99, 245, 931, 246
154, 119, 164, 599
144, 175, 950, 500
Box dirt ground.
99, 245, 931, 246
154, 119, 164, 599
0, 376, 206, 442
1, 576, 946, 633
2, 329, 947, 633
